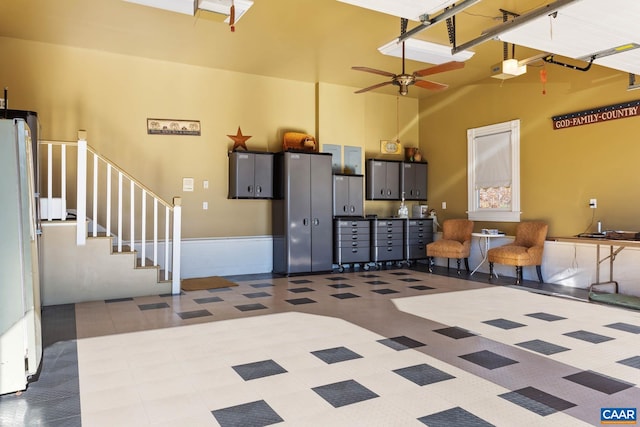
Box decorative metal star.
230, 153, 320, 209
227, 126, 251, 151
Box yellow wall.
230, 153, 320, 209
420, 65, 640, 237
1, 37, 418, 237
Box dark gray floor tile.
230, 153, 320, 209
516, 339, 570, 355
328, 283, 353, 289
288, 287, 314, 293
159, 291, 184, 297
563, 370, 635, 394
500, 391, 557, 416
289, 279, 312, 284
434, 327, 477, 339
331, 292, 360, 299
105, 297, 134, 303
194, 296, 224, 304
312, 379, 379, 408
618, 355, 640, 369
312, 347, 363, 364
250, 283, 274, 288
399, 278, 421, 282
372, 288, 399, 295
243, 292, 271, 298
483, 318, 526, 330
459, 350, 519, 370
605, 322, 640, 334
285, 298, 316, 305
326, 276, 348, 281
208, 287, 234, 293
365, 280, 389, 285
235, 303, 268, 312
563, 330, 614, 344
418, 406, 494, 427
138, 302, 170, 310
502, 386, 576, 415
526, 312, 566, 322
393, 363, 455, 386
390, 272, 410, 276
378, 336, 426, 351
232, 359, 288, 381
177, 309, 212, 320
360, 274, 380, 278
409, 285, 434, 290
212, 399, 284, 427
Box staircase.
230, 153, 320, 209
38, 131, 181, 306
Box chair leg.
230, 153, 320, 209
536, 265, 543, 283
489, 262, 494, 281
464, 258, 470, 273
446, 258, 450, 270
428, 257, 434, 273
515, 266, 523, 285
456, 259, 461, 275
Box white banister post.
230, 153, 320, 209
171, 197, 182, 295
76, 130, 87, 246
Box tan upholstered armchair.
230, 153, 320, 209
488, 221, 548, 285
426, 219, 474, 274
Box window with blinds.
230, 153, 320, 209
467, 119, 520, 222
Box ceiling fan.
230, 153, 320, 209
352, 42, 465, 96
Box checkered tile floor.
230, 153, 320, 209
1, 266, 639, 426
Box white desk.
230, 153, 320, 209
471, 232, 505, 277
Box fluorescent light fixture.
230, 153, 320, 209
337, 0, 458, 22
124, 0, 195, 15
379, 38, 474, 65
198, 0, 254, 23
490, 59, 527, 79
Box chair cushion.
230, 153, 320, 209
487, 244, 543, 266
426, 239, 470, 259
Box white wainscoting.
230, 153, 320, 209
143, 236, 274, 279
457, 234, 640, 297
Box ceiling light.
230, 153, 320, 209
198, 0, 253, 23
379, 38, 474, 65
490, 59, 527, 79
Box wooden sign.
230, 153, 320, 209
552, 100, 640, 130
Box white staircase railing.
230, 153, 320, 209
39, 130, 182, 294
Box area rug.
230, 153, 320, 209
589, 291, 640, 311
180, 276, 238, 291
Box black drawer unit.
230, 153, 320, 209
333, 219, 371, 272
370, 218, 405, 267
405, 218, 434, 265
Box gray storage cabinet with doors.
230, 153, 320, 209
228, 151, 274, 199
402, 161, 428, 201
333, 174, 363, 217
365, 159, 401, 200
333, 218, 370, 272
272, 152, 333, 274
370, 218, 405, 268
405, 218, 433, 265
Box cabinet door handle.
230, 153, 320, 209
256, 185, 262, 194
350, 205, 355, 213
313, 218, 320, 226
303, 218, 309, 226
247, 185, 253, 193
343, 205, 348, 213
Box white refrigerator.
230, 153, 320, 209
0, 118, 42, 395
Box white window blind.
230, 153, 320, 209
474, 132, 511, 189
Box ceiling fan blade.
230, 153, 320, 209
354, 81, 393, 94
415, 79, 448, 91
352, 66, 396, 78
413, 61, 465, 77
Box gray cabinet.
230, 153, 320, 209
405, 218, 433, 263
333, 174, 363, 217
228, 151, 273, 199
333, 219, 370, 271
402, 162, 428, 201
371, 218, 405, 265
273, 152, 333, 274
365, 159, 401, 200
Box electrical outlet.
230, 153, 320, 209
589, 198, 597, 209
203, 201, 208, 210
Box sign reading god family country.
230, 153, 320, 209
552, 100, 640, 130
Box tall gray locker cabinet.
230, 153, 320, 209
273, 152, 333, 274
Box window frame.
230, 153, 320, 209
467, 119, 521, 222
